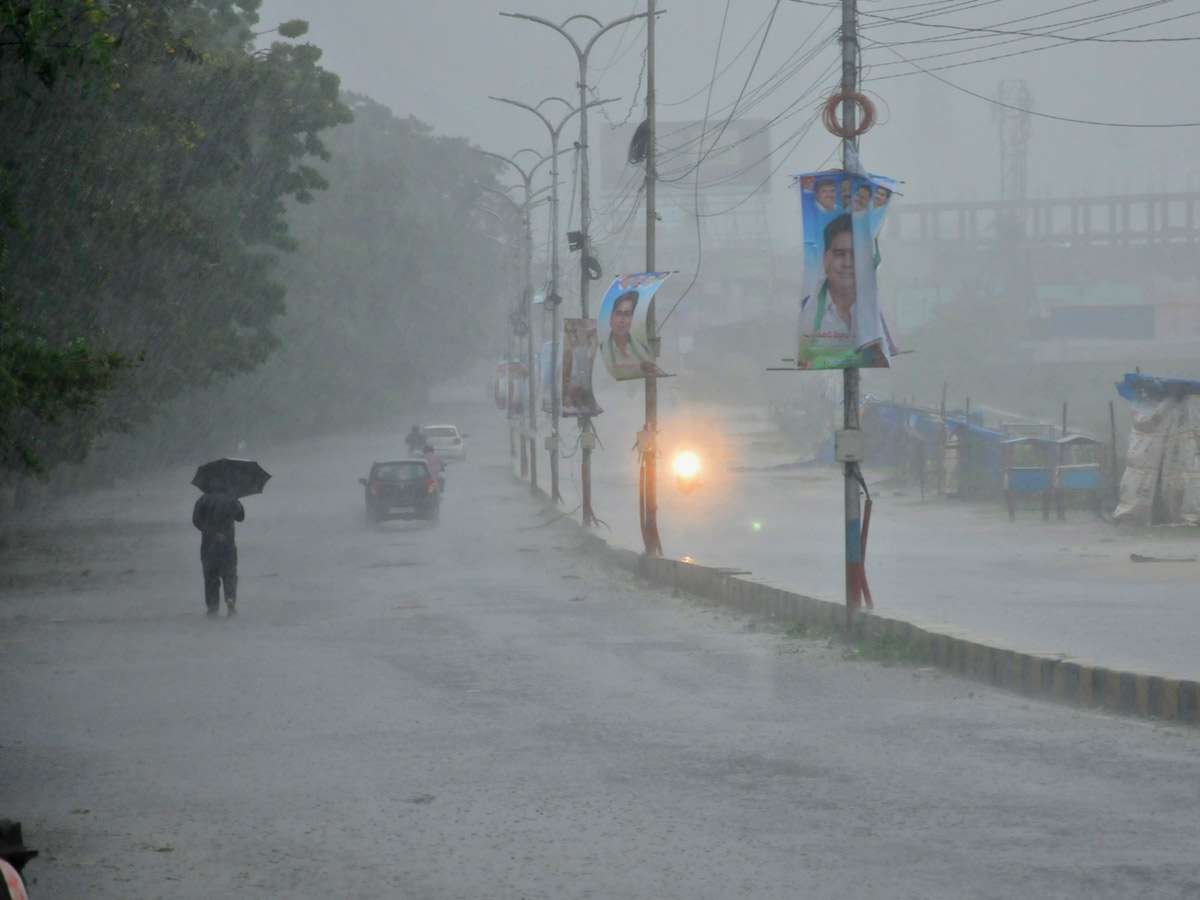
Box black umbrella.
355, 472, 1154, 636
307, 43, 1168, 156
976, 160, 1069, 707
191, 458, 271, 498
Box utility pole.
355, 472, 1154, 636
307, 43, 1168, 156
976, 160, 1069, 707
500, 10, 650, 522
840, 0, 864, 624
641, 0, 663, 556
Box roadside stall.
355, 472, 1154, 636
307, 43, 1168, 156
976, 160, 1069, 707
1050, 434, 1103, 519
1001, 428, 1056, 520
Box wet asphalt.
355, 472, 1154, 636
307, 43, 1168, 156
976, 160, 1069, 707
2, 388, 1200, 899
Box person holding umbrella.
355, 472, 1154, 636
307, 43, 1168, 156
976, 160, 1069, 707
191, 458, 269, 617
192, 487, 244, 617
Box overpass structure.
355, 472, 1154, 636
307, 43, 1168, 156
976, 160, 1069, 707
883, 192, 1200, 364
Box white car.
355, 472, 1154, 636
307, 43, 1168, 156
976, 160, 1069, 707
422, 424, 467, 460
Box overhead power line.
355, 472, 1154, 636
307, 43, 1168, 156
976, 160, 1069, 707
877, 42, 1200, 128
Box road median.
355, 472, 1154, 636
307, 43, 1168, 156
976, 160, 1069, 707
533, 485, 1200, 726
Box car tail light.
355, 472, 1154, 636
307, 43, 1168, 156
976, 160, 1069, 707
427, 477, 437, 493
453, 437, 461, 444
367, 479, 380, 496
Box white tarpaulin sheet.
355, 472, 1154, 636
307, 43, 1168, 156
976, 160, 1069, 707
1113, 381, 1200, 526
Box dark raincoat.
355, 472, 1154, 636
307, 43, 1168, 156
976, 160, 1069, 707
192, 490, 245, 611
405, 427, 425, 455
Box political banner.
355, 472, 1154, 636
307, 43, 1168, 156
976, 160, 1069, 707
493, 360, 526, 413
597, 272, 672, 381
795, 169, 897, 369
561, 318, 603, 417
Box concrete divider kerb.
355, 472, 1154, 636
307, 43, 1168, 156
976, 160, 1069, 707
531, 488, 1199, 726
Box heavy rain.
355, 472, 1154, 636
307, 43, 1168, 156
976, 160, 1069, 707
3, 1, 1200, 898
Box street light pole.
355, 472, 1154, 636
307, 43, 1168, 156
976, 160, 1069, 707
490, 94, 615, 507
473, 195, 525, 474
474, 148, 561, 498
500, 10, 652, 524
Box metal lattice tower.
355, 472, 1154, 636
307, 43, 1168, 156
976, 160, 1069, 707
992, 80, 1034, 318
995, 80, 1032, 204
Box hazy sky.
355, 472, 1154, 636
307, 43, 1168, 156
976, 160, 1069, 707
255, 1, 1200, 205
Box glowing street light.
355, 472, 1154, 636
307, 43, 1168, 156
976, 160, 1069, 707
671, 449, 701, 493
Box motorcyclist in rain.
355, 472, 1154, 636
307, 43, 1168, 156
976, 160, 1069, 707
405, 425, 425, 456
422, 443, 445, 493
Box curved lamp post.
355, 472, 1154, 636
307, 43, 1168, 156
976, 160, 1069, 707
489, 95, 615, 506
500, 12, 651, 523
473, 147, 561, 498
473, 194, 526, 471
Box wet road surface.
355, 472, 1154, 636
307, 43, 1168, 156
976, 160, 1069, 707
3, 392, 1200, 899
564, 397, 1200, 681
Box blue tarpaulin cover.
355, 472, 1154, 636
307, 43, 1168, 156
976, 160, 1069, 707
1116, 373, 1200, 402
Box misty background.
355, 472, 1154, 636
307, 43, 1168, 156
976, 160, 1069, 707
5, 0, 1200, 500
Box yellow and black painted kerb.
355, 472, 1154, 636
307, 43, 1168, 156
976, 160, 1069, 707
565, 523, 1200, 726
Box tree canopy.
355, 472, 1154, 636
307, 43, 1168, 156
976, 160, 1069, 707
0, 0, 350, 476
167, 93, 513, 447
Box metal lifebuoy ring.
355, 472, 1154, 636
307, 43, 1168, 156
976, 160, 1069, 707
823, 92, 875, 138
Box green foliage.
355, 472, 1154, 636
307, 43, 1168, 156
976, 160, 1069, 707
275, 19, 307, 40
1, 0, 124, 476
2, 2, 506, 484
782, 621, 841, 643
839, 635, 926, 667
51, 91, 515, 476
781, 621, 926, 667
0, 304, 129, 473
201, 92, 509, 439
0, 0, 117, 95
0, 0, 351, 477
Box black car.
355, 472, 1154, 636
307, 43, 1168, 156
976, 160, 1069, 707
359, 459, 440, 524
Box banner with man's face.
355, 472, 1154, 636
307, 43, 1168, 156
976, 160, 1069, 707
561, 318, 603, 417
795, 170, 896, 369
597, 272, 673, 381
